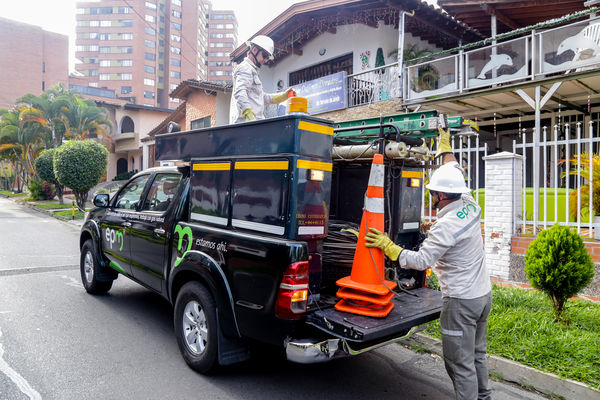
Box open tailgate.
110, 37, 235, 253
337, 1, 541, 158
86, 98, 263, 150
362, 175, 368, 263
306, 288, 442, 342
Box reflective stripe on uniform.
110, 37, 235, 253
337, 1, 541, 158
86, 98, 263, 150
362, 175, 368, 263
453, 210, 481, 240
441, 328, 463, 337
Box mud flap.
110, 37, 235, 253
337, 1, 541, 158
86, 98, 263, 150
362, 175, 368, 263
217, 310, 251, 366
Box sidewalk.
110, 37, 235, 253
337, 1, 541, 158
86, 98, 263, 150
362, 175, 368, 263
403, 334, 600, 400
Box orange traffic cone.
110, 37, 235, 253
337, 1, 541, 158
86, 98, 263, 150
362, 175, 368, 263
335, 153, 397, 317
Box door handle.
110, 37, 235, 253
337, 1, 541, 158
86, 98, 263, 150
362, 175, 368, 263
154, 228, 166, 235
122, 222, 132, 227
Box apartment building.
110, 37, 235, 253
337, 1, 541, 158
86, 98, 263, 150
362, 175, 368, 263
207, 8, 237, 84
0, 17, 68, 109
75, 0, 211, 109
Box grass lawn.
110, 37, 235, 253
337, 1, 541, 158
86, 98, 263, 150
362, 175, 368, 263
0, 190, 27, 197
33, 202, 75, 210
53, 208, 90, 220
425, 285, 600, 390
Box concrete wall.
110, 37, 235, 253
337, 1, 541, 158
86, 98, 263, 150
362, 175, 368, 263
258, 22, 441, 93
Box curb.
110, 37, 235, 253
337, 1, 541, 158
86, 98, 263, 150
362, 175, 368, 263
20, 201, 83, 227
404, 333, 600, 400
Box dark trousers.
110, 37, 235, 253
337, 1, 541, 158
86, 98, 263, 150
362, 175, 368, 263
440, 292, 493, 400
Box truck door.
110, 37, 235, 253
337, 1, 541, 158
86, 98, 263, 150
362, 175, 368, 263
129, 172, 182, 291
101, 174, 151, 276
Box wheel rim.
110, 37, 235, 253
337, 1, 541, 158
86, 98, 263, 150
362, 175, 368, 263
83, 251, 94, 283
182, 300, 208, 355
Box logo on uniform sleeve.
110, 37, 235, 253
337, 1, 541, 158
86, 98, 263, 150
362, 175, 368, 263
174, 224, 193, 267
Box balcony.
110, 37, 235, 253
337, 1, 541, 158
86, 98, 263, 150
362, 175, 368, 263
403, 16, 600, 103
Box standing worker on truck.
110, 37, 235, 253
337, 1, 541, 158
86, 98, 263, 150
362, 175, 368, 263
364, 127, 492, 400
230, 35, 294, 123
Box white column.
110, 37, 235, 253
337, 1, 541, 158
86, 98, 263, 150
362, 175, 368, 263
142, 142, 151, 171
483, 151, 523, 280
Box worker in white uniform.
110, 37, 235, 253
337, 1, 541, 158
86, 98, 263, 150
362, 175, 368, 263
365, 127, 492, 400
229, 35, 294, 124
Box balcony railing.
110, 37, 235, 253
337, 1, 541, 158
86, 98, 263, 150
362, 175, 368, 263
403, 15, 600, 102
347, 62, 401, 107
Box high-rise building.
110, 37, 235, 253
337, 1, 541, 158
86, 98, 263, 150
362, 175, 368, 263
207, 8, 237, 84
0, 17, 68, 109
75, 0, 213, 109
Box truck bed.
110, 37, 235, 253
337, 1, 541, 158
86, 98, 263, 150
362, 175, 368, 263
306, 288, 442, 342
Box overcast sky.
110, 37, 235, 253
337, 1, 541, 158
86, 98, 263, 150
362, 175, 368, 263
2, 0, 302, 72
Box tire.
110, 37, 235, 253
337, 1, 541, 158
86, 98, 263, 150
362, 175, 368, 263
80, 239, 114, 294
174, 281, 219, 374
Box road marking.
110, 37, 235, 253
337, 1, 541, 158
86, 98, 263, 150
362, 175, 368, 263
0, 328, 42, 400
60, 275, 82, 288
0, 265, 78, 277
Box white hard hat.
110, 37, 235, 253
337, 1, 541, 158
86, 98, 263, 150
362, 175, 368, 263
426, 163, 470, 194
247, 35, 274, 60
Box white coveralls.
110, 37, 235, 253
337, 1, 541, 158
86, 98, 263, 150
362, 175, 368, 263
229, 57, 275, 124
399, 175, 492, 400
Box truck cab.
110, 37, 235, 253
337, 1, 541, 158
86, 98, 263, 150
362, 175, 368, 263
80, 114, 442, 373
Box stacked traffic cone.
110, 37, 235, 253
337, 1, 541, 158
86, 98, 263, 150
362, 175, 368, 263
335, 153, 397, 317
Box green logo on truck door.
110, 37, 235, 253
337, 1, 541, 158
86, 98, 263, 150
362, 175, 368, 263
105, 228, 124, 251
174, 224, 193, 267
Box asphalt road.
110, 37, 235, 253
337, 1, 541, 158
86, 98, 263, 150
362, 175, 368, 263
0, 197, 548, 400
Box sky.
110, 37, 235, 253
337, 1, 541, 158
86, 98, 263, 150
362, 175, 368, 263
2, 0, 302, 72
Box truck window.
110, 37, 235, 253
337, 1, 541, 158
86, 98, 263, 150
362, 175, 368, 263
231, 159, 289, 235
113, 175, 150, 210
141, 173, 181, 212
189, 161, 231, 226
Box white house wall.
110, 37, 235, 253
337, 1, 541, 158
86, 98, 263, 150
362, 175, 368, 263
216, 91, 232, 126
259, 21, 442, 93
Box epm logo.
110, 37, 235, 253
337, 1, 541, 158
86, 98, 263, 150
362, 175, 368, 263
456, 203, 478, 220
105, 228, 124, 251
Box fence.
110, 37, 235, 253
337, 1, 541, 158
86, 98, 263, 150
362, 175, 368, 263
347, 62, 401, 107
513, 121, 600, 238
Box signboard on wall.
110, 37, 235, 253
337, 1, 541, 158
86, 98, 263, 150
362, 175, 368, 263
277, 71, 347, 116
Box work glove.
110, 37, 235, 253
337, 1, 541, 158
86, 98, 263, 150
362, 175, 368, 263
272, 88, 295, 104
242, 108, 256, 121
341, 228, 359, 238
435, 126, 452, 158
364, 228, 403, 261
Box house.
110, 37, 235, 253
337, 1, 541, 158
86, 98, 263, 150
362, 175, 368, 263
226, 0, 600, 294
143, 79, 232, 165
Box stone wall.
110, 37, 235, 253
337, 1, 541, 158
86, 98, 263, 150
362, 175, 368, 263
318, 100, 401, 122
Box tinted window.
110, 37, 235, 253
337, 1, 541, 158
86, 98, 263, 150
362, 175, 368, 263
114, 175, 150, 209
141, 173, 181, 212
190, 162, 231, 226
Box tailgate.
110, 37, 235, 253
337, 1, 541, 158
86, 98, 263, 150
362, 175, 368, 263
306, 288, 442, 342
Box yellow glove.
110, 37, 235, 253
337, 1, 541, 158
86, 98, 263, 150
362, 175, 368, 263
364, 228, 403, 261
341, 228, 359, 238
436, 126, 452, 158
272, 88, 295, 104
242, 108, 256, 121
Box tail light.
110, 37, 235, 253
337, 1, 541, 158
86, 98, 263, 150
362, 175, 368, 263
275, 261, 309, 319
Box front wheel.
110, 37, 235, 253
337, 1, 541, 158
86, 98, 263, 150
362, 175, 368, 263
80, 240, 113, 294
174, 281, 218, 374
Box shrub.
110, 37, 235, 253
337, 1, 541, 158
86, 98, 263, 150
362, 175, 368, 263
28, 177, 45, 201
524, 224, 595, 320
35, 149, 64, 203
41, 182, 55, 200
54, 140, 108, 210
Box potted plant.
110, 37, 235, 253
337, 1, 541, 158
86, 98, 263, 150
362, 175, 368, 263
564, 153, 600, 239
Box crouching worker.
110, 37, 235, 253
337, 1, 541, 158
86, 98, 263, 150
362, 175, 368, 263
364, 127, 492, 400
230, 35, 294, 123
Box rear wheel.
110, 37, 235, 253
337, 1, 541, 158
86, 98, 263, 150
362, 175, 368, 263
80, 240, 113, 294
174, 281, 218, 373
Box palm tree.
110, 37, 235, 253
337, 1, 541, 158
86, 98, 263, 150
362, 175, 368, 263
17, 84, 72, 148
59, 96, 113, 148
0, 107, 46, 192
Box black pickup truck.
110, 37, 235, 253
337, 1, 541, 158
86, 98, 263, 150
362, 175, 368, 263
79, 115, 442, 373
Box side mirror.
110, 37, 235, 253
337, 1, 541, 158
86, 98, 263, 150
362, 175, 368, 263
93, 193, 110, 208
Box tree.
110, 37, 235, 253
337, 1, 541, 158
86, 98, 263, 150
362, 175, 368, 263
34, 148, 64, 203
54, 140, 108, 209
59, 96, 113, 148
524, 224, 595, 320
0, 106, 46, 192
17, 84, 72, 148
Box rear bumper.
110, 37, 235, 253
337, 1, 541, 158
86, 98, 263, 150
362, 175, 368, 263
285, 325, 421, 364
